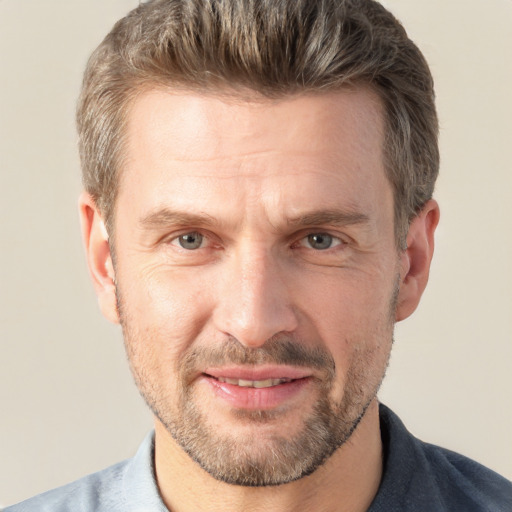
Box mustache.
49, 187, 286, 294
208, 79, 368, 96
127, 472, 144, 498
180, 335, 336, 380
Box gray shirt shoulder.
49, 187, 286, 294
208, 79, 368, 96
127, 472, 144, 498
4, 432, 167, 512
6, 407, 512, 511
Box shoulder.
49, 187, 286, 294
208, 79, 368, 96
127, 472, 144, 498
372, 404, 512, 512
4, 431, 164, 512
3, 460, 130, 512
420, 441, 512, 510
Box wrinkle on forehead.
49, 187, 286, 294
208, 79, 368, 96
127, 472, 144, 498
124, 88, 385, 167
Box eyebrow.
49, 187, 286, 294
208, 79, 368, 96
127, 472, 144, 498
286, 209, 370, 228
139, 209, 218, 229
139, 207, 370, 231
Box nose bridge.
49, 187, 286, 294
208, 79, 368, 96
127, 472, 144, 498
214, 241, 298, 347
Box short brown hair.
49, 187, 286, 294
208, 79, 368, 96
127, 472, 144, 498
77, 0, 438, 248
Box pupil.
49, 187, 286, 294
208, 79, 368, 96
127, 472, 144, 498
309, 233, 332, 250
179, 232, 202, 249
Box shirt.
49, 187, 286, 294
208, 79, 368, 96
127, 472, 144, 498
5, 404, 512, 511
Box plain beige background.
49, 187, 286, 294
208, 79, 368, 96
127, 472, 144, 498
1, 0, 511, 507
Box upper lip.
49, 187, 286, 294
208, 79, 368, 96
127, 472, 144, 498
203, 365, 312, 381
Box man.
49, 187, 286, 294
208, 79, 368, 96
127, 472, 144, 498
6, 0, 511, 510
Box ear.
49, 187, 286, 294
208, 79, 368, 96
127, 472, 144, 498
78, 192, 119, 324
395, 199, 440, 322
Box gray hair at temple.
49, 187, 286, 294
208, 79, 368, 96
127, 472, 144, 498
76, 0, 439, 249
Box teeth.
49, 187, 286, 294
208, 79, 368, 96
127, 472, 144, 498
217, 377, 291, 388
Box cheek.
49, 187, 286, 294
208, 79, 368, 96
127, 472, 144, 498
298, 271, 395, 383
297, 268, 396, 333
118, 264, 214, 361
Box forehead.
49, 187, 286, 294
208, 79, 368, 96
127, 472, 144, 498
118, 87, 391, 231
124, 87, 385, 170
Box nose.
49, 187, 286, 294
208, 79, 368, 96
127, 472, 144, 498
212, 247, 299, 348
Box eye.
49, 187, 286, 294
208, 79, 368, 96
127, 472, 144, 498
302, 233, 342, 250
172, 232, 204, 250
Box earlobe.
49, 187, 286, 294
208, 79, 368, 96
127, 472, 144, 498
78, 192, 120, 324
395, 199, 440, 322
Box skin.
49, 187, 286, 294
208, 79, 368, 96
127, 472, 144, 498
80, 88, 439, 512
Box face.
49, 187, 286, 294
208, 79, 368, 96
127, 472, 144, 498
107, 88, 401, 485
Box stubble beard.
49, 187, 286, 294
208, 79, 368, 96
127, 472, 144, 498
117, 279, 397, 487
167, 341, 387, 486
122, 319, 387, 486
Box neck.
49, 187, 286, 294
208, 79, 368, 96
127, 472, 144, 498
154, 399, 383, 512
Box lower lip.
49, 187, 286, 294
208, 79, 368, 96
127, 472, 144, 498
202, 376, 312, 410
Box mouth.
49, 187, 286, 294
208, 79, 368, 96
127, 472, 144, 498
215, 377, 294, 388
200, 367, 313, 410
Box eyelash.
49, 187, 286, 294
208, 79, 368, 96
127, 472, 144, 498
166, 230, 347, 252
295, 233, 344, 251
